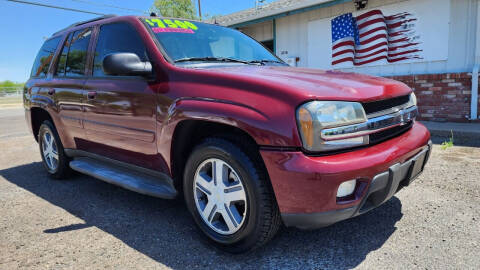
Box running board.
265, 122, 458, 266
69, 157, 177, 199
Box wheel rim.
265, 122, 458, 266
42, 130, 59, 171
193, 158, 247, 235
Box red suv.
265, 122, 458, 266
24, 15, 431, 253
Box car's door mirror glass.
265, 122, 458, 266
102, 53, 152, 76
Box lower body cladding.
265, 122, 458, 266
260, 122, 432, 230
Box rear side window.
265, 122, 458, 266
55, 28, 92, 77
55, 33, 71, 76
93, 22, 147, 76
30, 37, 61, 78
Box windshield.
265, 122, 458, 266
141, 18, 285, 65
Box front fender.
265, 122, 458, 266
157, 97, 301, 169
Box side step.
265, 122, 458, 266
70, 157, 177, 199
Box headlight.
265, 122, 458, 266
296, 101, 368, 152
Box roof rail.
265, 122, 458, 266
52, 14, 116, 36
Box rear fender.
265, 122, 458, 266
27, 86, 73, 147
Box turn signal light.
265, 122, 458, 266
297, 107, 314, 148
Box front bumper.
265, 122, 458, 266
260, 121, 431, 229
282, 142, 431, 229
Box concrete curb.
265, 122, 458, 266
421, 121, 480, 136
420, 121, 480, 147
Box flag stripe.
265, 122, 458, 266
332, 57, 354, 65
360, 34, 388, 46
356, 9, 383, 21
332, 40, 355, 50
359, 26, 387, 38
332, 48, 355, 58
355, 42, 388, 54
355, 48, 388, 59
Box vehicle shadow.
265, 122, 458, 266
0, 162, 403, 270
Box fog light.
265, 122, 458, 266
337, 179, 357, 197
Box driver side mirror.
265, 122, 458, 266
103, 53, 152, 77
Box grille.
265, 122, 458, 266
362, 95, 410, 115
369, 121, 413, 145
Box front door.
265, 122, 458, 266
83, 22, 158, 169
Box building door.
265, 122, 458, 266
261, 40, 274, 52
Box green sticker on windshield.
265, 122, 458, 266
144, 18, 198, 34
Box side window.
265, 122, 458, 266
55, 33, 72, 76
30, 37, 61, 78
63, 28, 92, 77
93, 23, 147, 76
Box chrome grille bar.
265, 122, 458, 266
320, 106, 417, 141
366, 101, 415, 119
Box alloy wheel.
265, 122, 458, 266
42, 130, 59, 171
193, 158, 247, 235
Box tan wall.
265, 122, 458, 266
239, 21, 273, 42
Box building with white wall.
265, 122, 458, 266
216, 0, 480, 122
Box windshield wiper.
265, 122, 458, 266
174, 57, 249, 64
248, 59, 286, 65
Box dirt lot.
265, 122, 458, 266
0, 96, 22, 106
0, 108, 479, 269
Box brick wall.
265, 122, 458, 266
387, 73, 478, 122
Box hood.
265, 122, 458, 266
201, 65, 412, 102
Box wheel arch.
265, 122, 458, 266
163, 98, 277, 188
170, 120, 264, 188
30, 106, 54, 141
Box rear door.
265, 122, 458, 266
83, 22, 158, 168
27, 36, 61, 135
51, 28, 92, 148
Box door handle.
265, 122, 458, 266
48, 88, 55, 95
87, 91, 97, 100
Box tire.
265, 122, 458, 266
183, 137, 281, 253
38, 120, 71, 179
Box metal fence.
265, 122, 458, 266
0, 87, 23, 98
0, 87, 23, 105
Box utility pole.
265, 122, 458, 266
197, 0, 202, 20
255, 0, 265, 9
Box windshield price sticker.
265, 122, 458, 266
144, 19, 198, 34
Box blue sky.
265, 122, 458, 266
0, 0, 275, 82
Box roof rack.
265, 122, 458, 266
52, 14, 116, 36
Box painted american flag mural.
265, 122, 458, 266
331, 10, 422, 66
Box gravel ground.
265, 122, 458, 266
0, 108, 479, 269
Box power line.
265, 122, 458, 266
5, 0, 107, 15
68, 0, 147, 14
